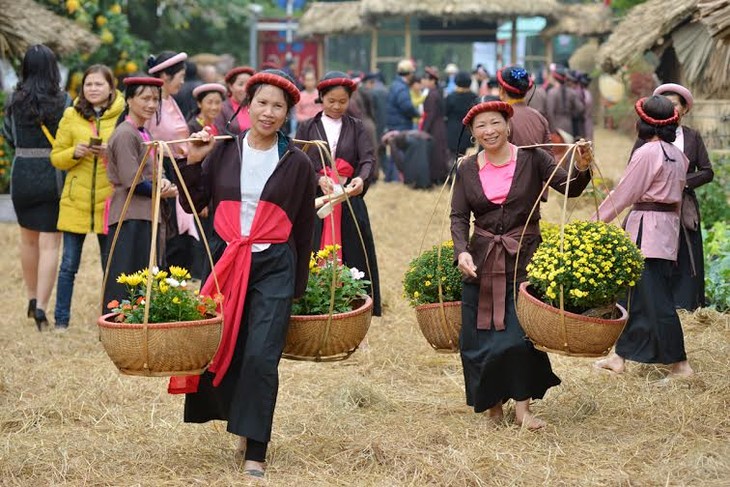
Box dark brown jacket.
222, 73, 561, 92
295, 112, 375, 194
450, 148, 591, 284
178, 133, 317, 297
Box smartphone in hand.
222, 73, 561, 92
89, 137, 102, 147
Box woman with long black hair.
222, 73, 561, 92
3, 44, 69, 330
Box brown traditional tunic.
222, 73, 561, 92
450, 147, 591, 413
509, 102, 552, 157
546, 85, 584, 137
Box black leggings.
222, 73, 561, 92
245, 438, 267, 462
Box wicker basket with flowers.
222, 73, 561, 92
403, 240, 463, 352
98, 265, 223, 376
284, 244, 373, 361
517, 220, 645, 357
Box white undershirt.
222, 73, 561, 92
672, 125, 684, 153
321, 113, 343, 158
240, 133, 279, 252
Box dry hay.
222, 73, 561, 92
298, 2, 368, 37
0, 0, 100, 60
360, 0, 560, 22
1, 128, 729, 486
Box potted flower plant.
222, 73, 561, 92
403, 240, 463, 352
284, 244, 373, 361
98, 265, 223, 376
517, 220, 645, 356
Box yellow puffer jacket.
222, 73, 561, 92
51, 91, 125, 234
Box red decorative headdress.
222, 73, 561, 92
123, 77, 164, 87
245, 71, 301, 105
496, 67, 533, 95
462, 101, 514, 126
634, 97, 679, 126
225, 66, 256, 84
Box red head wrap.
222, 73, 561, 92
225, 66, 256, 84
496, 67, 534, 95
123, 77, 164, 87
462, 101, 514, 126
634, 97, 679, 126
245, 71, 301, 105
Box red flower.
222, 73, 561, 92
136, 296, 145, 304
122, 304, 132, 310
197, 304, 207, 315
107, 299, 120, 309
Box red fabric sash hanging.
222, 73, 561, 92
319, 158, 354, 261
168, 199, 292, 394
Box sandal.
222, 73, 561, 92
244, 468, 265, 479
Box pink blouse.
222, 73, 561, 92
146, 96, 190, 158
478, 144, 518, 204
296, 90, 320, 122
594, 140, 688, 260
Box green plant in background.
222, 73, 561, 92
697, 153, 730, 229
703, 221, 730, 312
527, 221, 645, 313
39, 1, 149, 95
0, 91, 14, 194
403, 241, 462, 307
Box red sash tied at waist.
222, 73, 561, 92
168, 199, 292, 394
320, 158, 355, 261
473, 223, 539, 331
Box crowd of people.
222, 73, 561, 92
3, 43, 714, 478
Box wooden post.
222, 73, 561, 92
510, 16, 518, 65
370, 28, 378, 72
405, 15, 412, 59
317, 36, 325, 78
545, 36, 554, 66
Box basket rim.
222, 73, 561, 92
518, 281, 628, 325
414, 300, 462, 311
289, 295, 373, 322
97, 312, 223, 329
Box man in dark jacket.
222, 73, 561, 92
386, 59, 420, 131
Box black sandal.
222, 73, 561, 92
27, 299, 37, 319
34, 308, 49, 331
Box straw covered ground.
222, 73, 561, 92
1, 128, 728, 486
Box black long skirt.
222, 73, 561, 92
314, 196, 382, 316
671, 225, 706, 310
616, 258, 687, 364
460, 282, 561, 413
102, 220, 154, 308
184, 243, 295, 444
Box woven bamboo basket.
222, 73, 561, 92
415, 301, 462, 352
98, 139, 225, 377
283, 296, 373, 361
97, 313, 223, 376
516, 282, 628, 357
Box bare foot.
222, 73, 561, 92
243, 460, 266, 478
594, 354, 626, 374
488, 403, 504, 423
669, 360, 694, 378
515, 413, 547, 430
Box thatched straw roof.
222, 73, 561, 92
542, 3, 614, 38
0, 0, 100, 60
698, 0, 730, 40
597, 0, 697, 72
298, 1, 368, 37
360, 0, 561, 21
